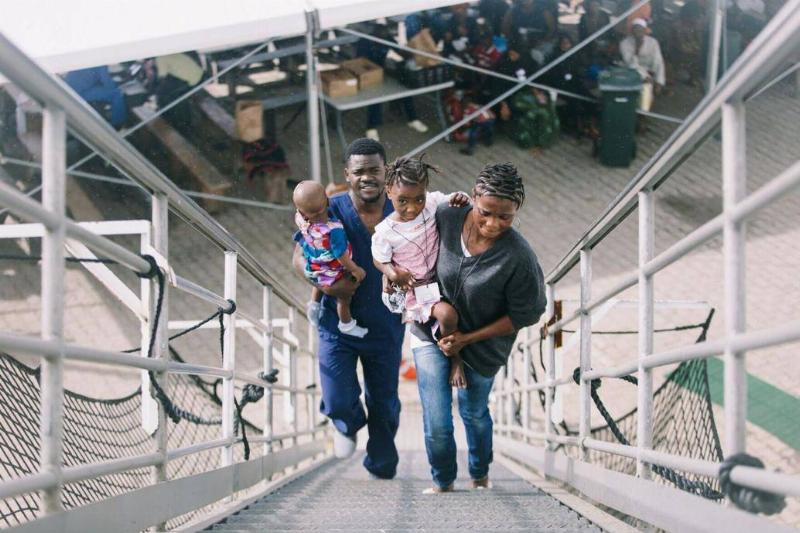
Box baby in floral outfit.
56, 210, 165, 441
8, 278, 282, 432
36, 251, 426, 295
293, 181, 368, 337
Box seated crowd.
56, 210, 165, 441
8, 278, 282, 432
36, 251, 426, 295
402, 0, 772, 155
64, 0, 775, 161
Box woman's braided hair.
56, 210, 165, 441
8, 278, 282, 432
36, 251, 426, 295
386, 154, 440, 189
474, 162, 525, 207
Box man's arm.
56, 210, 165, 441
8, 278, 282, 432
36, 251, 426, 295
337, 253, 366, 282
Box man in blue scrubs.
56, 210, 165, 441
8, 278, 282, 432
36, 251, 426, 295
293, 138, 404, 479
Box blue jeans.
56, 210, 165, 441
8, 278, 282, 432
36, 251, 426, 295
413, 344, 495, 488
318, 330, 402, 479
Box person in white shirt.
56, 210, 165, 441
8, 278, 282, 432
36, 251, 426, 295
619, 18, 665, 111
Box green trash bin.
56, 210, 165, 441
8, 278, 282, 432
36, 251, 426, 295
597, 67, 641, 167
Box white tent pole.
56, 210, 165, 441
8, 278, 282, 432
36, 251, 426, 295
306, 8, 322, 183
706, 0, 726, 92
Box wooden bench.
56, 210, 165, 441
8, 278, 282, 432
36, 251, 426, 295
132, 105, 232, 213
195, 96, 289, 204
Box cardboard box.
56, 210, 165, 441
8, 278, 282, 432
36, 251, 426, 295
340, 57, 384, 89
320, 69, 358, 98
234, 100, 264, 142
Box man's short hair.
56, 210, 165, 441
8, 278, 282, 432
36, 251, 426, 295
343, 138, 386, 165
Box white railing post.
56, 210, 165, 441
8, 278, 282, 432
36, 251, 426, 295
262, 286, 274, 456
221, 251, 238, 467
150, 194, 169, 532
307, 322, 316, 434
579, 249, 593, 461
722, 101, 747, 455
636, 191, 655, 478
500, 367, 508, 433
506, 348, 516, 431
139, 225, 159, 436
289, 306, 299, 447
39, 106, 66, 513
281, 320, 293, 442
522, 328, 532, 437
544, 284, 556, 452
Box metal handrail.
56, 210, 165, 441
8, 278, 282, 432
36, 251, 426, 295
0, 27, 326, 528
546, 0, 800, 284
492, 1, 800, 526
0, 31, 305, 312
0, 332, 322, 392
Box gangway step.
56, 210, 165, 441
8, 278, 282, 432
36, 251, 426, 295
208, 451, 602, 532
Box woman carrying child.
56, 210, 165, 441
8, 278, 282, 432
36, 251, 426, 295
410, 162, 546, 493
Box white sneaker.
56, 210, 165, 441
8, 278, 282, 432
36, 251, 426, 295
407, 119, 429, 133
338, 320, 368, 338
365, 128, 380, 141
333, 430, 357, 459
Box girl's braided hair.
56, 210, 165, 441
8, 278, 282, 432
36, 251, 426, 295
474, 162, 525, 207
385, 154, 440, 189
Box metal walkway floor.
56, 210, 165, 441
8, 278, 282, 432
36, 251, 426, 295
208, 451, 603, 532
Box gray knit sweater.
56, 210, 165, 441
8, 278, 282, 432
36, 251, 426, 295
411, 204, 546, 377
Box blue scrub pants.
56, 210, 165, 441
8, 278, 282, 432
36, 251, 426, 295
318, 330, 403, 479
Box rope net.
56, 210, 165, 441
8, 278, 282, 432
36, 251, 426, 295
528, 309, 725, 499
0, 351, 258, 530
581, 357, 725, 497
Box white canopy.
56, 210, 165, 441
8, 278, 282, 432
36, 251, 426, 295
0, 0, 466, 77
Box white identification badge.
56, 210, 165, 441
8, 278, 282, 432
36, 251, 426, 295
414, 283, 441, 305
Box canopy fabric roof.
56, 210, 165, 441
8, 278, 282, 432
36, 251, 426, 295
0, 0, 465, 77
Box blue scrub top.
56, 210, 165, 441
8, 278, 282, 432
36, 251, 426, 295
318, 193, 404, 345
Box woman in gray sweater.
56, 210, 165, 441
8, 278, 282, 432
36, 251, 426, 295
410, 162, 546, 493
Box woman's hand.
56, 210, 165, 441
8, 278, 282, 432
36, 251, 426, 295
389, 267, 415, 291
438, 330, 471, 356
449, 192, 471, 207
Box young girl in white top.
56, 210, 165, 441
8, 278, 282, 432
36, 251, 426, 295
371, 155, 470, 388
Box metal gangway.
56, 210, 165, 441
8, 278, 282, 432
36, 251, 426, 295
0, 0, 799, 530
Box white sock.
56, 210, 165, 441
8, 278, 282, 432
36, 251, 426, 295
338, 320, 368, 338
